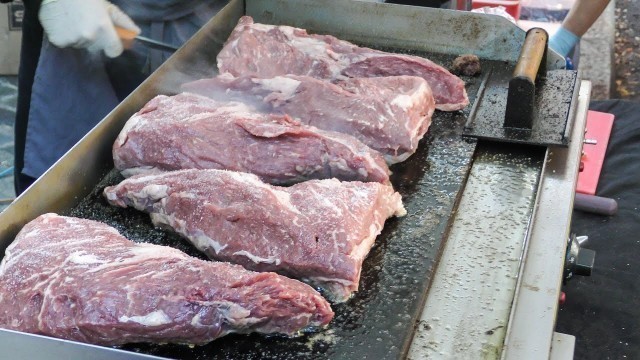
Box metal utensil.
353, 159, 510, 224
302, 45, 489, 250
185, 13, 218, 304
133, 35, 180, 52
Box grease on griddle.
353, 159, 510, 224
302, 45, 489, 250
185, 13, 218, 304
57, 56, 515, 360
66, 169, 208, 260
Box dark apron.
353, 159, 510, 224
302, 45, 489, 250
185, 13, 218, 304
22, 0, 226, 178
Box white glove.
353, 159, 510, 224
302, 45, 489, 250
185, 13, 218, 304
39, 0, 141, 58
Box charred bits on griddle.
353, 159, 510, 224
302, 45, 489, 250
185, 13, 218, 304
451, 54, 481, 77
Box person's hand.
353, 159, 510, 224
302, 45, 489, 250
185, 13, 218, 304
549, 27, 580, 58
39, 0, 141, 58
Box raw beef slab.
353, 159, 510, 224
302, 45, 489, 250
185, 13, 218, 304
183, 74, 435, 164
104, 169, 407, 303
113, 92, 390, 184
0, 214, 333, 346
217, 16, 469, 111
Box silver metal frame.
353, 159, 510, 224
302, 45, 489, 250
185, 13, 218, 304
408, 82, 590, 360
408, 143, 544, 358
502, 81, 591, 360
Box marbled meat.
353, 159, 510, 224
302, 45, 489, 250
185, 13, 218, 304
217, 16, 469, 111
0, 214, 333, 346
183, 74, 435, 164
104, 169, 407, 302
113, 92, 390, 184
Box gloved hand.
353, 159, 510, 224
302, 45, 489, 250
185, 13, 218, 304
549, 26, 580, 58
39, 0, 141, 58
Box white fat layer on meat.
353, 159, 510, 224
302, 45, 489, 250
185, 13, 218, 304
222, 171, 303, 216
3, 220, 120, 274
323, 131, 390, 173
233, 251, 281, 266
384, 151, 412, 164
104, 190, 118, 202
250, 24, 323, 58
307, 187, 343, 216
191, 229, 228, 254
129, 245, 185, 259
384, 152, 413, 165
115, 111, 147, 147
67, 252, 104, 265
248, 23, 346, 76
132, 184, 169, 202
86, 244, 186, 274
255, 77, 301, 98
190, 312, 203, 326
350, 222, 382, 262
408, 116, 431, 153
210, 99, 263, 117
391, 193, 408, 217
119, 310, 172, 326
330, 158, 350, 172
191, 301, 266, 328
390, 94, 415, 111
120, 166, 159, 178
392, 80, 430, 111
150, 210, 228, 255
406, 81, 432, 140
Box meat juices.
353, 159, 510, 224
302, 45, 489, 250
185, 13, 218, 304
217, 16, 469, 111
104, 169, 407, 303
113, 92, 391, 184
0, 214, 333, 346
183, 74, 435, 164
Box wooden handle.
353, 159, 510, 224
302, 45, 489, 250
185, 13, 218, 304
512, 28, 548, 83
115, 26, 137, 50
115, 26, 137, 40
503, 28, 548, 130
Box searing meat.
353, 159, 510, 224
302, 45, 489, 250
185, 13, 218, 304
104, 169, 406, 302
183, 74, 435, 164
0, 214, 333, 346
217, 16, 468, 111
451, 54, 481, 76
113, 92, 390, 184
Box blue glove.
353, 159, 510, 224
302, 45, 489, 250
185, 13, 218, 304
549, 27, 580, 58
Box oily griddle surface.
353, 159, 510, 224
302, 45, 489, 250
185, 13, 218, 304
64, 57, 509, 360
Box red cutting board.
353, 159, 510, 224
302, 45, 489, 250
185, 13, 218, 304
576, 110, 615, 195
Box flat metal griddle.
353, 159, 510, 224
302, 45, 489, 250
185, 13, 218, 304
59, 55, 517, 360
0, 1, 556, 358
64, 115, 475, 360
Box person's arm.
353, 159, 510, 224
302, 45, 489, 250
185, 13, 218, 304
549, 0, 611, 57
562, 0, 612, 37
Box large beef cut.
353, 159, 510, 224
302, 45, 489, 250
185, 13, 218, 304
217, 16, 469, 111
0, 214, 333, 346
183, 74, 435, 164
104, 169, 406, 302
113, 92, 390, 184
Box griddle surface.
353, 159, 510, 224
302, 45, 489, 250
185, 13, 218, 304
63, 58, 512, 360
